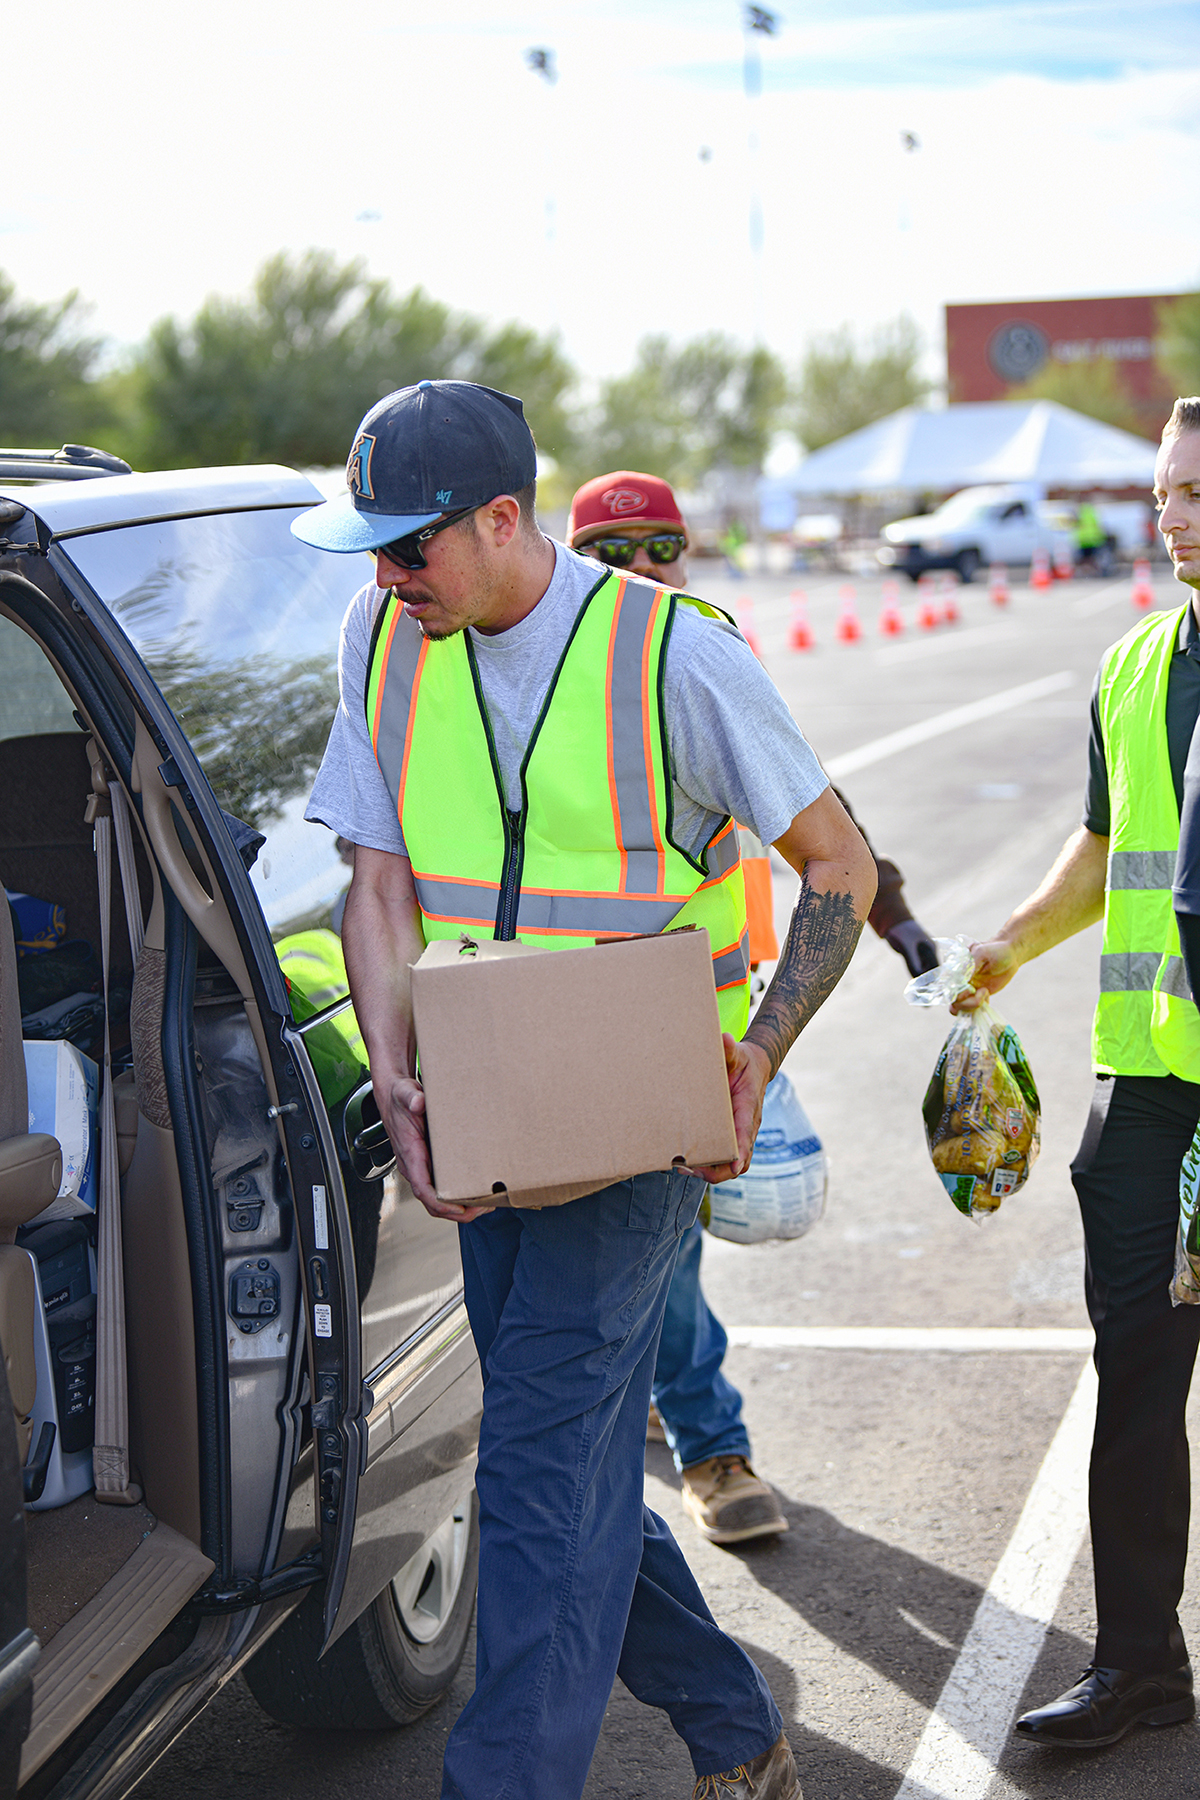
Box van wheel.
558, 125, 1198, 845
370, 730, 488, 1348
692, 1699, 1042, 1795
955, 549, 981, 583
244, 1495, 478, 1729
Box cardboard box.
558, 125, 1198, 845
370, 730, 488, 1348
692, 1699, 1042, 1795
411, 928, 737, 1209
23, 1040, 99, 1220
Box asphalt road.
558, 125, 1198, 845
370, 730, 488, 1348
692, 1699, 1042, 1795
134, 561, 1200, 1800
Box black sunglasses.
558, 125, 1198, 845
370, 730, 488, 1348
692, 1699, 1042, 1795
370, 504, 478, 570
589, 532, 686, 570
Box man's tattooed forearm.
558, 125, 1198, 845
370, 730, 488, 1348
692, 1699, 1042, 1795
745, 884, 863, 1080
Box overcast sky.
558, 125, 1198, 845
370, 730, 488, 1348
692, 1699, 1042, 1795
6, 0, 1199, 385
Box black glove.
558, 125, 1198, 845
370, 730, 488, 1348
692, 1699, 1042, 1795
884, 918, 939, 978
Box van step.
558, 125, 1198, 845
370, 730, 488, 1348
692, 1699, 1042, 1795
20, 1522, 213, 1781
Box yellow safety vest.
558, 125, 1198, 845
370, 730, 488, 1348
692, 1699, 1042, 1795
276, 928, 368, 1106
365, 567, 752, 1036
1093, 601, 1200, 1079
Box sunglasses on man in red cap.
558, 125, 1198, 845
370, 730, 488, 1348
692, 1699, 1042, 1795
583, 531, 687, 570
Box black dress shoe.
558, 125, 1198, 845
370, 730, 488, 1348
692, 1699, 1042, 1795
1015, 1661, 1195, 1748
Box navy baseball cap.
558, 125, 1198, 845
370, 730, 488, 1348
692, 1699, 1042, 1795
291, 379, 538, 553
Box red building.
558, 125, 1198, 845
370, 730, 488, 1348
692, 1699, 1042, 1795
945, 294, 1183, 438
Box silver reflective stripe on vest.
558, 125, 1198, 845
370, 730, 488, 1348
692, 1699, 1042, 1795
702, 822, 740, 881
373, 602, 424, 799
410, 876, 497, 926
1099, 951, 1164, 992
515, 889, 685, 936
1109, 850, 1176, 889
1161, 955, 1196, 1002
411, 873, 689, 935
712, 931, 750, 990
608, 580, 662, 897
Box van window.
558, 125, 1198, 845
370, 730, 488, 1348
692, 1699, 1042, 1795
58, 508, 363, 934
0, 616, 80, 742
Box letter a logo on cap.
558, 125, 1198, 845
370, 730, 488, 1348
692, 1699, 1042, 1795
347, 432, 376, 500
602, 486, 648, 517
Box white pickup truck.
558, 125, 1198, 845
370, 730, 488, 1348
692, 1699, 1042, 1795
877, 485, 1077, 583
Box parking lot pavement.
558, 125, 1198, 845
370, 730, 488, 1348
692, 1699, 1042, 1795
134, 568, 1200, 1799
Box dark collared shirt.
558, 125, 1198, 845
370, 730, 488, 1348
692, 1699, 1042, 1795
1084, 600, 1200, 836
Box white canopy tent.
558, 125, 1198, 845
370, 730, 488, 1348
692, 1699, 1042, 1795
759, 401, 1159, 524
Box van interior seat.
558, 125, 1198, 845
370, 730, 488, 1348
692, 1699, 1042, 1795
0, 729, 150, 1002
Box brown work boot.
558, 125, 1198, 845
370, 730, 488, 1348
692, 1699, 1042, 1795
647, 1403, 668, 1444
680, 1455, 788, 1544
692, 1731, 802, 1798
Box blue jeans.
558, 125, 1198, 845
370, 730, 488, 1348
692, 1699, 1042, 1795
444, 1169, 782, 1800
653, 1219, 751, 1471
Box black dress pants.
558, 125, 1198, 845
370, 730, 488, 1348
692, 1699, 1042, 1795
1072, 1073, 1200, 1671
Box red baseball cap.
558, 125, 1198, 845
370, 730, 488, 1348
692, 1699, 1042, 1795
567, 471, 687, 548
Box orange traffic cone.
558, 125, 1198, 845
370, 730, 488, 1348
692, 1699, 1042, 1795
1131, 558, 1154, 611
939, 572, 960, 625
877, 580, 904, 636
1031, 547, 1052, 591
1053, 544, 1074, 581
917, 573, 939, 631
736, 595, 763, 657
989, 563, 1010, 607
835, 584, 862, 643
787, 589, 814, 651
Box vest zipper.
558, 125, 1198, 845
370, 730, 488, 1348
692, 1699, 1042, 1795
496, 808, 525, 941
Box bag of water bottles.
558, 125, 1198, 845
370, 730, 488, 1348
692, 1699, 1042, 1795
701, 1069, 828, 1244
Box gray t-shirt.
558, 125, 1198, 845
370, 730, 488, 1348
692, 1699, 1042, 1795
306, 540, 827, 861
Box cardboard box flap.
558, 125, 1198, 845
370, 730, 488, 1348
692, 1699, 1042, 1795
413, 934, 541, 970
411, 928, 737, 1206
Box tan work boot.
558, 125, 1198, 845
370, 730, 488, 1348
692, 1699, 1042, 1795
680, 1455, 788, 1544
692, 1731, 802, 1798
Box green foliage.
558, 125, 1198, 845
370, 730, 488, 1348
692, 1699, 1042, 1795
138, 635, 339, 829
1006, 356, 1150, 437
0, 272, 112, 448
791, 315, 930, 451
576, 334, 787, 486
1156, 293, 1200, 399
125, 251, 577, 470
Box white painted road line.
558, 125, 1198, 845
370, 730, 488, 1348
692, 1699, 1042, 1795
727, 1326, 1094, 1353
824, 671, 1076, 779
893, 1357, 1098, 1800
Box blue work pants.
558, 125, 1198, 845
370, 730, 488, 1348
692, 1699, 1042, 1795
652, 1218, 752, 1471
442, 1169, 781, 1800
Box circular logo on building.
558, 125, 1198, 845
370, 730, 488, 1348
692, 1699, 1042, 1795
988, 320, 1050, 384
601, 486, 648, 516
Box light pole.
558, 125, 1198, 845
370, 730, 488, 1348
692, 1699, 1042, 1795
525, 47, 559, 333
743, 5, 779, 346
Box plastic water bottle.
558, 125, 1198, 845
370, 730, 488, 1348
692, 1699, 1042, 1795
703, 1070, 828, 1244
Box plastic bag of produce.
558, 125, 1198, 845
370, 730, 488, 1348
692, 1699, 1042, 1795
906, 936, 1041, 1220
702, 1069, 828, 1244
1171, 1123, 1200, 1305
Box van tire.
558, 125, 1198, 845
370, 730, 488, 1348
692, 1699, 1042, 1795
955, 549, 981, 583
244, 1494, 478, 1730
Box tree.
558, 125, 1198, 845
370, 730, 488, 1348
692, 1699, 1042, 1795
126, 251, 577, 471
791, 315, 930, 451
1156, 293, 1200, 399
1007, 356, 1150, 437
575, 334, 786, 487
0, 272, 111, 448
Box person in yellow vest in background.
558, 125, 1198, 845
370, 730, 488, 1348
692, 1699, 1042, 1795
1075, 496, 1111, 576
296, 381, 877, 1800
567, 471, 937, 1547
960, 398, 1200, 1752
